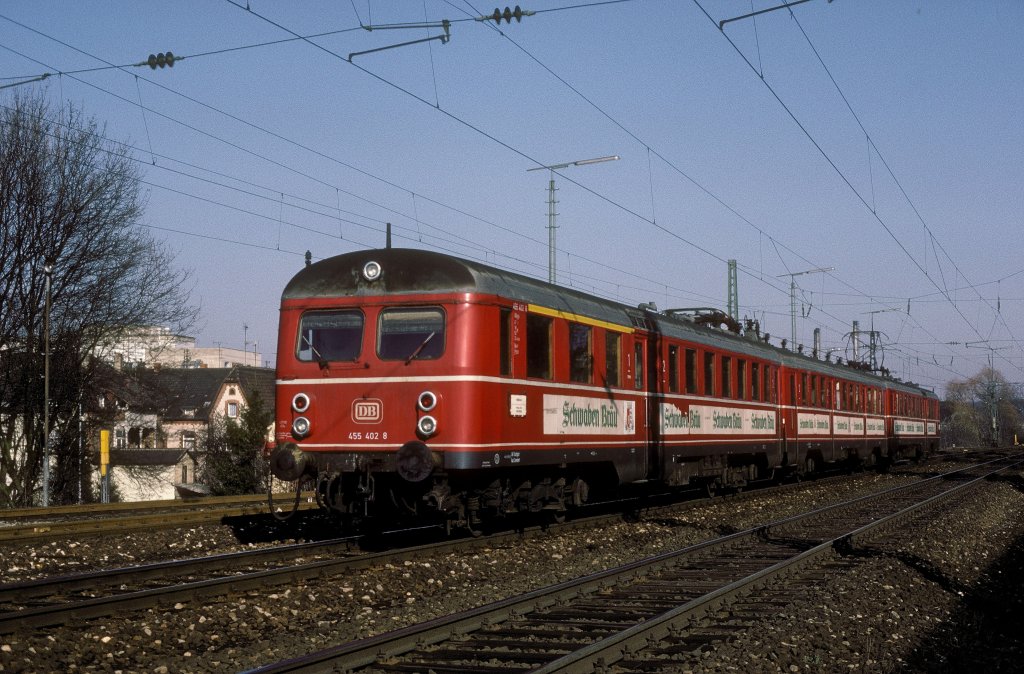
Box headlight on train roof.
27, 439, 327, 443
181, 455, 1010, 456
292, 416, 311, 438
417, 415, 437, 438
292, 392, 310, 413
417, 390, 437, 412
362, 260, 382, 281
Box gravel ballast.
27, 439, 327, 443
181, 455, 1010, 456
1, 457, 1021, 673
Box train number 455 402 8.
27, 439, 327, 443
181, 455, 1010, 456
348, 432, 388, 441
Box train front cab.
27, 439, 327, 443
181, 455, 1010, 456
272, 292, 495, 522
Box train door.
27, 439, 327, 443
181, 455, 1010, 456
781, 369, 801, 468
632, 334, 659, 481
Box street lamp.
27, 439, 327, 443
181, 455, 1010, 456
777, 266, 833, 351
527, 155, 619, 284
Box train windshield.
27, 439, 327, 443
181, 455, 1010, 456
297, 310, 363, 362
378, 307, 445, 361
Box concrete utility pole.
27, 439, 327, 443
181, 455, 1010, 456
42, 263, 53, 506
527, 155, 619, 284
727, 260, 739, 322
777, 267, 832, 351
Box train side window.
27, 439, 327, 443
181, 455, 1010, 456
703, 352, 715, 396
668, 345, 679, 393
499, 308, 511, 376
800, 373, 808, 406
789, 374, 796, 406
835, 381, 842, 410
378, 307, 445, 361
526, 314, 552, 379
721, 356, 732, 398
811, 375, 819, 407
685, 348, 697, 394
751, 362, 760, 401
605, 332, 621, 387
737, 359, 746, 400
569, 323, 592, 384
634, 341, 645, 390
297, 309, 364, 362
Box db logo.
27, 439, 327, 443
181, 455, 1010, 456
353, 399, 383, 424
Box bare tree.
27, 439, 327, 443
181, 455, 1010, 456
0, 91, 197, 507
943, 368, 1022, 448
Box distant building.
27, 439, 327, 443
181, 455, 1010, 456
102, 448, 198, 502
98, 326, 264, 370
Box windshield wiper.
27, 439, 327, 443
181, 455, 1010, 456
301, 333, 329, 370
406, 331, 436, 364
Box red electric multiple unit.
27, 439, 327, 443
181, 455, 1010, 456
270, 248, 939, 531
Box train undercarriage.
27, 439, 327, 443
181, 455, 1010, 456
270, 440, 931, 533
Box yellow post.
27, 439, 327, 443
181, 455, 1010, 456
100, 430, 110, 477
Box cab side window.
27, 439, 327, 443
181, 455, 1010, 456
526, 314, 552, 379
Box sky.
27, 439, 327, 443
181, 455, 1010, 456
1, 1, 1022, 395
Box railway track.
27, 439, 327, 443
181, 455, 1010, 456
242, 455, 1022, 674
0, 473, 854, 635
0, 492, 319, 543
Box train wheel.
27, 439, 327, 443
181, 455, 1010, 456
547, 508, 566, 525
802, 456, 817, 480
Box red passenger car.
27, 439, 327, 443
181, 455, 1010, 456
269, 249, 939, 531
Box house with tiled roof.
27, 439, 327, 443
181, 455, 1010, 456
97, 365, 275, 500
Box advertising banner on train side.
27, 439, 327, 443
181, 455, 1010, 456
543, 395, 636, 435
659, 402, 776, 436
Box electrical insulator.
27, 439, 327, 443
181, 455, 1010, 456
147, 52, 176, 69
490, 5, 524, 24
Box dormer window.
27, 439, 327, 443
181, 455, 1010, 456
227, 402, 239, 418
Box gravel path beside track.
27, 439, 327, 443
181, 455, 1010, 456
1, 456, 1021, 673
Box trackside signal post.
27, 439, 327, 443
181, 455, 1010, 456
100, 430, 110, 503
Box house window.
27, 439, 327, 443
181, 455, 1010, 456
227, 402, 239, 418
181, 465, 188, 484
114, 428, 127, 449
182, 431, 196, 449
